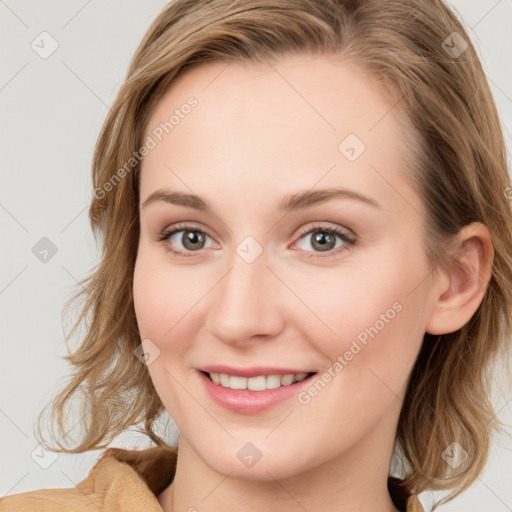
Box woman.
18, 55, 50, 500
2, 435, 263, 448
2, 1, 511, 511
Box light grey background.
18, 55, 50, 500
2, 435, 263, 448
1, 1, 511, 510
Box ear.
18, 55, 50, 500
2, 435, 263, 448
425, 222, 494, 335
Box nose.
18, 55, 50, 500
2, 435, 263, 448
204, 248, 284, 346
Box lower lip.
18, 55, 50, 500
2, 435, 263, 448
198, 370, 317, 414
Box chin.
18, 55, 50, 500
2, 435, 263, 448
198, 441, 311, 482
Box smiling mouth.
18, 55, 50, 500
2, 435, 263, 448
201, 370, 317, 392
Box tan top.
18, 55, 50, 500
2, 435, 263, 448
0, 445, 424, 511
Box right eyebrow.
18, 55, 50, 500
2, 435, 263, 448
141, 189, 209, 211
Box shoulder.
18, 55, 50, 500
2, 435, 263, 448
0, 487, 91, 511
0, 444, 178, 511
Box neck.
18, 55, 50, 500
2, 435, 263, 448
158, 409, 402, 512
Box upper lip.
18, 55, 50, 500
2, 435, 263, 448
199, 365, 316, 378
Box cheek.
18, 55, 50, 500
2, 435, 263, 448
133, 253, 167, 339
133, 251, 201, 419
133, 249, 207, 357
133, 246, 163, 339
291, 253, 428, 445
292, 244, 428, 380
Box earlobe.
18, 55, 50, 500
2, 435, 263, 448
425, 222, 494, 336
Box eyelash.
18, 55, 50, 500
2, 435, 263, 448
155, 222, 356, 258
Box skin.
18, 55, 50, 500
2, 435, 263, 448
132, 53, 494, 512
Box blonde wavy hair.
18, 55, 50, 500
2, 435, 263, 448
36, 0, 512, 508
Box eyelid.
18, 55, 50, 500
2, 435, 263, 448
295, 222, 355, 242
291, 223, 356, 256
153, 221, 213, 242
153, 222, 217, 248
155, 221, 356, 257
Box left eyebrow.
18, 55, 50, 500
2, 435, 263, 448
140, 186, 382, 212
276, 187, 382, 213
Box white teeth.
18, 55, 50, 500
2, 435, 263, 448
265, 375, 281, 390
208, 372, 311, 391
281, 374, 295, 386
248, 375, 267, 391
229, 376, 247, 390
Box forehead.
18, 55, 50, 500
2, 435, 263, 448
143, 53, 402, 145
139, 54, 417, 216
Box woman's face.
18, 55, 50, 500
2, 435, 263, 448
133, 54, 438, 479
